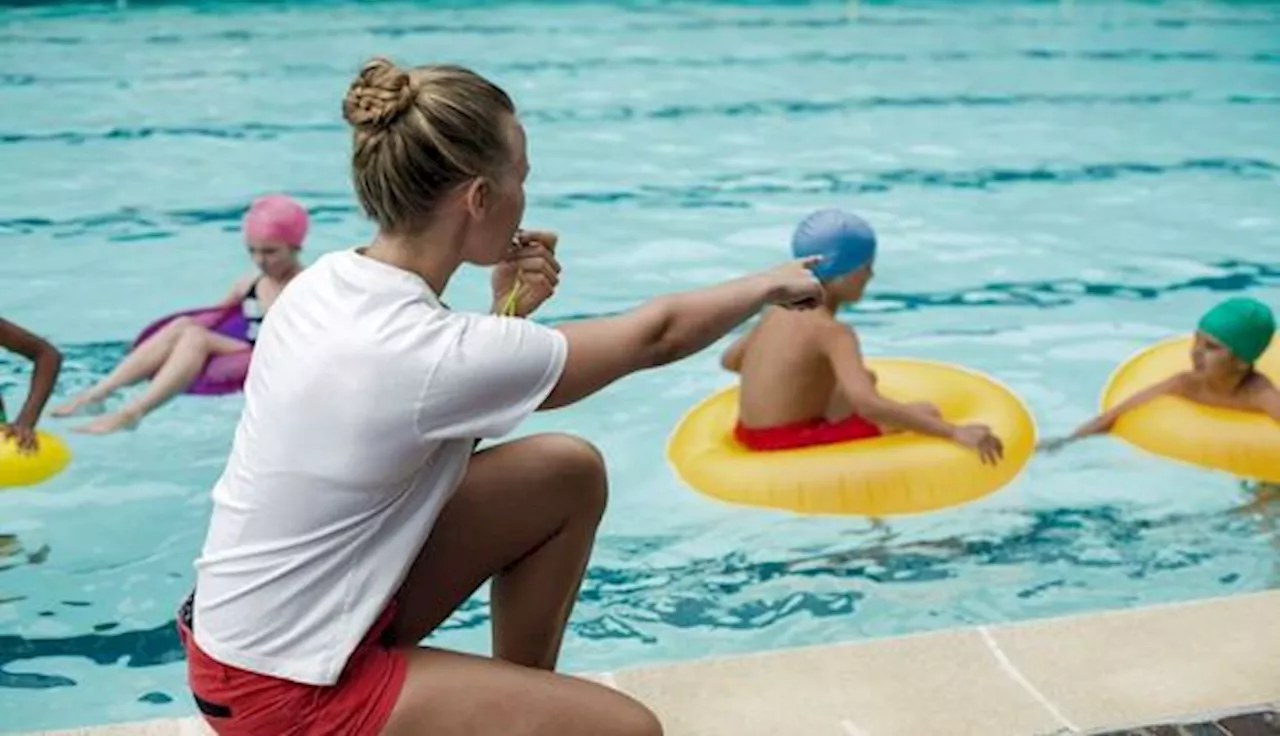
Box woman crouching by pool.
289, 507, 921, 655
179, 57, 823, 736
51, 194, 309, 433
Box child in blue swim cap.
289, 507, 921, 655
1041, 296, 1279, 452
721, 209, 1003, 463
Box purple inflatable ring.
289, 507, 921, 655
132, 305, 253, 396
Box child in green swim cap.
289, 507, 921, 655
1041, 296, 1279, 451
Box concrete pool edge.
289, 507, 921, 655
20, 589, 1280, 736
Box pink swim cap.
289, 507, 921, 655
242, 194, 309, 249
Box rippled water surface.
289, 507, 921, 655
2, 0, 1279, 731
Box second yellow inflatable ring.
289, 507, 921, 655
0, 430, 72, 489
667, 359, 1036, 516
1102, 335, 1280, 483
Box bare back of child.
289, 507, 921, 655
726, 307, 939, 441
722, 210, 1004, 464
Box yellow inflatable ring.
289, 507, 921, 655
0, 431, 72, 489
667, 358, 1036, 516
1102, 335, 1280, 483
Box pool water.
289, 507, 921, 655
2, 0, 1279, 731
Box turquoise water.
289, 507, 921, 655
2, 0, 1279, 731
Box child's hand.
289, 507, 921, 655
0, 423, 39, 454
1036, 436, 1073, 454
952, 424, 1003, 465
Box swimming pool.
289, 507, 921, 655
2, 0, 1278, 730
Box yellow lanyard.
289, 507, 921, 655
500, 278, 523, 317
500, 232, 526, 317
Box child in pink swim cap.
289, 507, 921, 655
243, 193, 309, 252
52, 194, 310, 434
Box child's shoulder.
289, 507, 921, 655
757, 307, 848, 342
1242, 370, 1278, 399
803, 312, 861, 351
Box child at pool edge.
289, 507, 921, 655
1, 318, 62, 561
50, 194, 309, 434
720, 209, 1004, 464
1039, 296, 1280, 453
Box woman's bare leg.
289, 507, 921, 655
52, 317, 194, 416
383, 648, 660, 736
389, 433, 605, 666
382, 433, 661, 735
73, 326, 248, 434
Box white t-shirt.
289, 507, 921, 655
191, 248, 568, 686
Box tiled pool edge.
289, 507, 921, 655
21, 589, 1280, 736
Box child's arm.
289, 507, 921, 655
720, 327, 756, 373
215, 276, 255, 308
0, 319, 63, 451
821, 324, 962, 440
821, 325, 1003, 463
1039, 373, 1189, 452
1252, 383, 1280, 423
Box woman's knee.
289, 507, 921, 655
527, 433, 608, 519
534, 432, 605, 475
578, 685, 662, 736
613, 697, 663, 736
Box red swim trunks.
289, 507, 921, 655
734, 414, 883, 451
177, 595, 407, 736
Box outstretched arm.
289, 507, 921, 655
0, 319, 63, 449
1040, 373, 1189, 452
821, 324, 959, 439
541, 260, 821, 411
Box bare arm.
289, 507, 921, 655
1069, 373, 1189, 439
216, 276, 255, 308
541, 263, 819, 411
822, 324, 959, 439
0, 319, 63, 430
1038, 373, 1189, 453
1253, 383, 1280, 423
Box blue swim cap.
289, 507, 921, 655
790, 209, 877, 282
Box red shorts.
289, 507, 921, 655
178, 595, 408, 736
734, 414, 883, 451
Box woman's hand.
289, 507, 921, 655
492, 230, 562, 318
761, 257, 824, 310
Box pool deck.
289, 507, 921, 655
23, 589, 1280, 736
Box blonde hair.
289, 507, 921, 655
341, 57, 516, 233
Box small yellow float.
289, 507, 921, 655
1102, 335, 1280, 483
0, 431, 72, 489
667, 358, 1036, 516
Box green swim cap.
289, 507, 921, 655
1197, 297, 1275, 363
